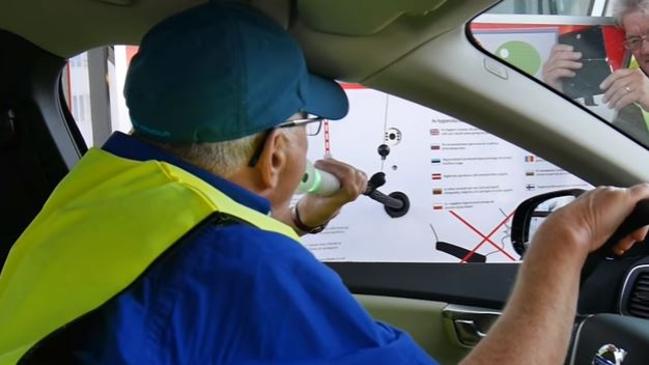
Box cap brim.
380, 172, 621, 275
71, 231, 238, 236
303, 73, 349, 120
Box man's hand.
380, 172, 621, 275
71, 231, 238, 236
601, 68, 649, 111
535, 184, 649, 258
542, 44, 583, 91
292, 159, 367, 232
461, 184, 649, 365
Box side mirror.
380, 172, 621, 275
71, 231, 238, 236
510, 189, 586, 257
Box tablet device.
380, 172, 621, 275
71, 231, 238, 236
558, 26, 612, 99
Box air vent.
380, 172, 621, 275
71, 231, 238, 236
627, 272, 649, 318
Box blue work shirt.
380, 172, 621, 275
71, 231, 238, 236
79, 132, 436, 364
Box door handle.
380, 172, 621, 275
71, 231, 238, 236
453, 319, 487, 346
442, 305, 500, 347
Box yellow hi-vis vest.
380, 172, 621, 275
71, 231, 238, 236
0, 148, 300, 364
629, 58, 649, 131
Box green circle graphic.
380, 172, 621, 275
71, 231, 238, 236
495, 41, 542, 75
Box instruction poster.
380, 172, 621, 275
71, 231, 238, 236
301, 87, 590, 263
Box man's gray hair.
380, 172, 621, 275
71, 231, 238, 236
137, 132, 263, 178
614, 0, 649, 25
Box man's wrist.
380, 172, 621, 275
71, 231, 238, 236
638, 96, 649, 112
528, 223, 590, 267
291, 203, 328, 234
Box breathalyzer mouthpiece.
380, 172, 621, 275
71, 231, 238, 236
296, 160, 341, 197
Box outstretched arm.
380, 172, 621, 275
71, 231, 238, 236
274, 158, 367, 235
461, 184, 649, 365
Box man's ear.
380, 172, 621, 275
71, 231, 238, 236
256, 129, 289, 191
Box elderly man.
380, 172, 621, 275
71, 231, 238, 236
543, 0, 649, 144
1, 2, 648, 365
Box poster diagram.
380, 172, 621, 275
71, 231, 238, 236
301, 87, 590, 263
473, 28, 558, 79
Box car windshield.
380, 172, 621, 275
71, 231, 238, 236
470, 0, 649, 148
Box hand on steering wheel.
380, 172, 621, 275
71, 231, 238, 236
532, 184, 649, 281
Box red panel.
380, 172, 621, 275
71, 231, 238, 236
126, 46, 139, 65
603, 26, 627, 70
339, 82, 365, 90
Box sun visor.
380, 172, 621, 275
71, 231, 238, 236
297, 0, 447, 36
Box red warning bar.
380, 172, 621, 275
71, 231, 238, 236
339, 82, 366, 90
324, 120, 331, 156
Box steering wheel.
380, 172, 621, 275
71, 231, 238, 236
571, 199, 649, 364
581, 199, 649, 283
512, 191, 649, 363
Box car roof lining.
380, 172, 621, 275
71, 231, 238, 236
0, 0, 204, 58
297, 0, 449, 37
293, 1, 493, 83
0, 0, 493, 81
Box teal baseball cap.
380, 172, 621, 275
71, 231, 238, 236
124, 1, 349, 143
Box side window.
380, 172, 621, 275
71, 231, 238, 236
64, 45, 589, 264
62, 46, 136, 147
470, 1, 649, 148
63, 52, 92, 146
301, 85, 590, 263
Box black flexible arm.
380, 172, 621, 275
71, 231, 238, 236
363, 172, 410, 218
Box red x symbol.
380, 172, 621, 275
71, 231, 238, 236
448, 210, 516, 263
